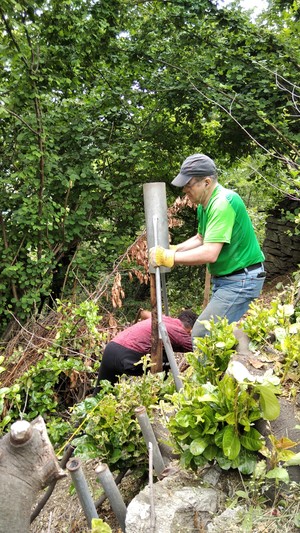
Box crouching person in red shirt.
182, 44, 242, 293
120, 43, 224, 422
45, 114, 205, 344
93, 309, 197, 392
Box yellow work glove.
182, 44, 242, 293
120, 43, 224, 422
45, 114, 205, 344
149, 246, 175, 268
169, 244, 178, 251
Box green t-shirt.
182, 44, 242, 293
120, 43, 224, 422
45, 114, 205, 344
197, 184, 265, 276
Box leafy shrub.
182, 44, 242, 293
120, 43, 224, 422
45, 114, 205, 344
66, 364, 174, 471
188, 316, 237, 383
242, 276, 300, 381
167, 319, 281, 474
0, 300, 105, 435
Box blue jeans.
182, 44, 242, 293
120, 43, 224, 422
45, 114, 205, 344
191, 264, 266, 341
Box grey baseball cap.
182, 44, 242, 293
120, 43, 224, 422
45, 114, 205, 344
172, 154, 217, 187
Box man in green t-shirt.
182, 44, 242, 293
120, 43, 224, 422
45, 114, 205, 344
149, 153, 266, 341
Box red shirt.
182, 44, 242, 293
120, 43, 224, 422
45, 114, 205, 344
112, 316, 192, 353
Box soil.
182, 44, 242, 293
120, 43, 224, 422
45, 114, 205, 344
30, 459, 148, 533
27, 272, 297, 532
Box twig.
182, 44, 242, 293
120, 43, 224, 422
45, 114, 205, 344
47, 511, 53, 533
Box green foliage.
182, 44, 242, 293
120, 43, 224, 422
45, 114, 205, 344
261, 434, 300, 479
242, 275, 300, 380
91, 518, 112, 533
0, 381, 21, 433
167, 319, 282, 474
0, 0, 299, 334
166, 265, 205, 316
234, 456, 300, 531
0, 300, 104, 434
188, 317, 237, 383
68, 365, 174, 471
168, 376, 279, 474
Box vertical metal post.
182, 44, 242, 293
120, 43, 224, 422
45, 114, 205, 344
66, 458, 98, 528
148, 442, 156, 532
153, 214, 163, 326
143, 183, 170, 271
143, 182, 183, 390
134, 406, 165, 476
144, 182, 170, 372
143, 185, 170, 319
95, 463, 127, 532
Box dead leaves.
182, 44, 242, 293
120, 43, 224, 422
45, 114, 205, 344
107, 196, 194, 310
111, 272, 125, 308
249, 358, 266, 369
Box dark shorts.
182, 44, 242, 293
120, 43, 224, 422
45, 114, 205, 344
101, 342, 144, 381
93, 341, 170, 392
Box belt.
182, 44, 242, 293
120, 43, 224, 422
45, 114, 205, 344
223, 262, 264, 277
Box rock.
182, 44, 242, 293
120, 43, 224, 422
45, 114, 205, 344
207, 505, 246, 532
125, 464, 225, 532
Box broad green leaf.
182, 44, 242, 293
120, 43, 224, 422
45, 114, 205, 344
175, 412, 194, 428
190, 437, 209, 456
180, 449, 193, 469
235, 490, 248, 499
215, 412, 236, 424
266, 467, 289, 483
284, 452, 300, 466
277, 449, 299, 462
232, 448, 257, 475
203, 444, 218, 461
240, 428, 264, 451
193, 454, 208, 467
214, 427, 226, 448
258, 386, 280, 420
215, 453, 232, 470
0, 415, 12, 428
222, 426, 241, 460
0, 387, 11, 395
215, 342, 226, 348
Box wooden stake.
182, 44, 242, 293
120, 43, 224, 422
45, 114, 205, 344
150, 273, 163, 373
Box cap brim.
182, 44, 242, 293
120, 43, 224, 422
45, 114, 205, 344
171, 173, 192, 187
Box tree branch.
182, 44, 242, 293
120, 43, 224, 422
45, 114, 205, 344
0, 106, 39, 135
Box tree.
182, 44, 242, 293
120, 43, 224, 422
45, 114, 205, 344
0, 0, 298, 337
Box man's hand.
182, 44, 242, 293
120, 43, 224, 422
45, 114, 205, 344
149, 246, 175, 268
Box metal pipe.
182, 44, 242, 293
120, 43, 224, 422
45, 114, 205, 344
66, 458, 98, 527
159, 321, 183, 392
143, 182, 170, 275
152, 209, 182, 390
95, 463, 127, 532
135, 406, 165, 476
153, 214, 163, 327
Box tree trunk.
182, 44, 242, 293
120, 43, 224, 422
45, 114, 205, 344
0, 416, 65, 533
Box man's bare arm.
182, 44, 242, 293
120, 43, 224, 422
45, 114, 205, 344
174, 242, 223, 266
175, 233, 203, 252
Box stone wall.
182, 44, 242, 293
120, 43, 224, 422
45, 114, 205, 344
263, 198, 300, 279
